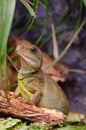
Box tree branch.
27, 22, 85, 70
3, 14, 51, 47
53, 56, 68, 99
0, 90, 66, 124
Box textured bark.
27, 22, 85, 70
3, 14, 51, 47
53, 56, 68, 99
0, 90, 66, 124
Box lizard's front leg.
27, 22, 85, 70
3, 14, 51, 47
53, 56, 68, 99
15, 80, 33, 100
28, 85, 42, 105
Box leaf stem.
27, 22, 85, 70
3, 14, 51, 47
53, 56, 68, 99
45, 19, 86, 71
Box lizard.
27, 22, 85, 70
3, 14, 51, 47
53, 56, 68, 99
15, 41, 86, 122
15, 41, 70, 115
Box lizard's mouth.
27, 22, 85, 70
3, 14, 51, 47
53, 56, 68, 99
16, 49, 35, 65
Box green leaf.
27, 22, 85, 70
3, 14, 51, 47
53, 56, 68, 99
83, 0, 86, 6
0, 0, 16, 60
0, 0, 16, 88
57, 125, 86, 130
74, 0, 83, 32
44, 0, 49, 18
33, 0, 39, 11
12, 56, 20, 62
20, 0, 36, 17
0, 117, 21, 130
19, 0, 39, 32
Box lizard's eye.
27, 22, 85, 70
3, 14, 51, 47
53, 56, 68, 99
30, 48, 37, 53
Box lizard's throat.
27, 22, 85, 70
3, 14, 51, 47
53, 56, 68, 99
19, 59, 39, 74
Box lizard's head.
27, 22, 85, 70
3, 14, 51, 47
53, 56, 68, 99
16, 41, 42, 73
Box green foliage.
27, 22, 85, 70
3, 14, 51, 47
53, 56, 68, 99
20, 0, 36, 17
44, 0, 49, 18
0, 0, 16, 88
18, 0, 39, 33
28, 122, 52, 130
0, 117, 86, 130
57, 125, 86, 130
45, 20, 86, 71
0, 0, 40, 88
83, 0, 86, 6
0, 117, 21, 130
0, 118, 52, 130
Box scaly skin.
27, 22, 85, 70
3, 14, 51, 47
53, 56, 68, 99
15, 41, 70, 115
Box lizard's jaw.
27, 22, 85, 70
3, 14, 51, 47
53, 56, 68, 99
17, 51, 35, 65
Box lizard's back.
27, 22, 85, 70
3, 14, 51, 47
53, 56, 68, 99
37, 72, 70, 115
24, 70, 70, 115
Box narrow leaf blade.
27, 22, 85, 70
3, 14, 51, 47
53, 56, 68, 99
0, 0, 16, 88
20, 0, 36, 17
83, 0, 86, 6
